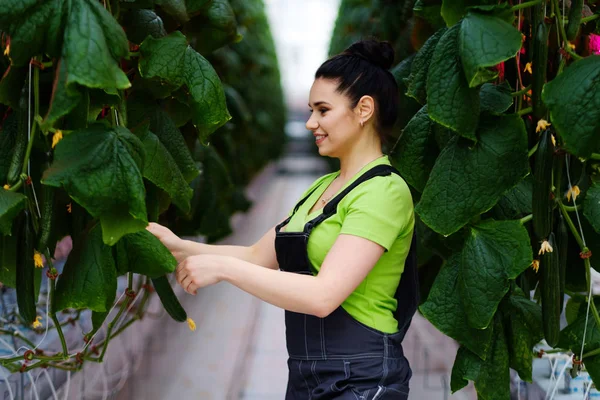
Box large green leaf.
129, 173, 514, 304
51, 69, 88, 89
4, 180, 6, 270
184, 0, 242, 55
42, 58, 82, 129
64, 0, 130, 90
392, 105, 440, 192
480, 81, 514, 115
451, 318, 510, 400
542, 56, 600, 158
0, 0, 65, 66
441, 0, 469, 27
155, 0, 211, 23
42, 125, 147, 245
124, 9, 167, 45
54, 224, 117, 312
1, 0, 130, 86
460, 220, 532, 329
416, 115, 529, 236
3, 0, 131, 128
405, 28, 447, 105
128, 95, 199, 183
137, 125, 193, 213
459, 12, 522, 88
491, 175, 533, 220
584, 182, 600, 233
427, 24, 480, 140
116, 230, 177, 279
503, 290, 543, 382
0, 190, 27, 236
420, 254, 494, 359
138, 31, 231, 141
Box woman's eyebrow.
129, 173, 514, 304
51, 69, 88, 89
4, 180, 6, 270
308, 101, 331, 107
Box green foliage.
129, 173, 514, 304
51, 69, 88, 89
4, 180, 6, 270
0, 0, 285, 370
329, 0, 600, 397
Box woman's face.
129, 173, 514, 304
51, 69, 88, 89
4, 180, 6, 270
306, 78, 361, 157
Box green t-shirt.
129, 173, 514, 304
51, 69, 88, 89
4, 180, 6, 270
283, 155, 415, 333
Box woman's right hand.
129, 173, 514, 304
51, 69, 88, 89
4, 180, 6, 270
146, 222, 190, 264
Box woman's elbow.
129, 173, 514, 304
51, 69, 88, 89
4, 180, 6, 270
312, 295, 339, 318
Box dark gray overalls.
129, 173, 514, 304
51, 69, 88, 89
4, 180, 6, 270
275, 165, 419, 399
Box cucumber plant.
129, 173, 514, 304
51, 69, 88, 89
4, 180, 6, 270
0, 0, 284, 373
330, 0, 600, 397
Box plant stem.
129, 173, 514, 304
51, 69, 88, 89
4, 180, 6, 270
98, 295, 129, 362
128, 272, 133, 290
21, 60, 40, 176
520, 214, 533, 225
0, 330, 36, 348
544, 348, 571, 354
45, 253, 68, 358
558, 201, 600, 333
8, 177, 24, 192
558, 202, 584, 249
583, 347, 600, 359
512, 85, 532, 97
511, 0, 544, 12
590, 153, 600, 161
552, 0, 583, 61
582, 14, 600, 24
528, 143, 539, 158
129, 51, 140, 58
517, 107, 533, 116
563, 204, 582, 212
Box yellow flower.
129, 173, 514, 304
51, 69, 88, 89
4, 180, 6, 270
3, 43, 9, 57
566, 185, 581, 202
3, 184, 9, 190
524, 62, 533, 74
531, 260, 540, 273
52, 130, 63, 149
568, 43, 576, 50
539, 240, 554, 255
550, 134, 556, 147
187, 317, 196, 331
33, 251, 43, 268
32, 316, 43, 329
536, 119, 551, 133
67, 203, 72, 213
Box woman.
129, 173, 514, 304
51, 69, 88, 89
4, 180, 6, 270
147, 39, 418, 399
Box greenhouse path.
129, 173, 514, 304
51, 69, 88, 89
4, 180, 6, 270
115, 134, 477, 400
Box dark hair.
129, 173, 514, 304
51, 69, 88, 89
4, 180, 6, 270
315, 39, 399, 148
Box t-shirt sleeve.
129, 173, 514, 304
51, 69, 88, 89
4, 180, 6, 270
339, 176, 414, 251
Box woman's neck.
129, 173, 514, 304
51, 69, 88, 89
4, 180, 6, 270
337, 144, 384, 182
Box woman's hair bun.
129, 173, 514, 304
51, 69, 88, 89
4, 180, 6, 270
343, 39, 395, 70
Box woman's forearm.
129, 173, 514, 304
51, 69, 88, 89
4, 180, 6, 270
183, 240, 256, 263
221, 257, 331, 317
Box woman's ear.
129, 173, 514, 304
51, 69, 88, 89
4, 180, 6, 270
355, 95, 375, 125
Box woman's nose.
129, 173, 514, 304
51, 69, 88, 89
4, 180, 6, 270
306, 115, 318, 131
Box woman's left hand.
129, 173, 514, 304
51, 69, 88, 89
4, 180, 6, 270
176, 254, 228, 295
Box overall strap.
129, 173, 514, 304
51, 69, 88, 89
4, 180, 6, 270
275, 184, 324, 233
304, 165, 400, 234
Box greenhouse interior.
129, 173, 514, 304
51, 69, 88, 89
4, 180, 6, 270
1, 0, 600, 399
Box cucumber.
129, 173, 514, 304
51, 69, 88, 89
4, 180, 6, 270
7, 84, 30, 185
151, 275, 187, 322
36, 184, 55, 253
532, 21, 549, 120
541, 232, 560, 347
16, 210, 37, 324
566, 0, 583, 41
556, 214, 568, 313
533, 130, 555, 240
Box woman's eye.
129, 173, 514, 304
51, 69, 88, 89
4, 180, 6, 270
320, 109, 327, 114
